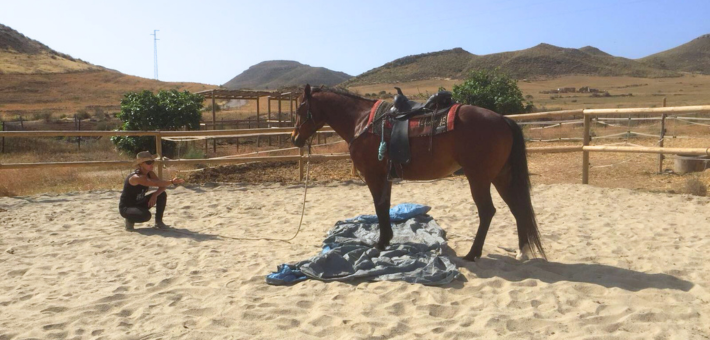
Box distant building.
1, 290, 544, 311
579, 86, 602, 94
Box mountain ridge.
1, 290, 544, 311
640, 34, 710, 74
344, 42, 687, 86
0, 23, 104, 74
223, 60, 351, 90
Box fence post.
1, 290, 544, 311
156, 132, 163, 179
212, 90, 217, 153
658, 97, 667, 173
267, 96, 272, 146
278, 96, 282, 145
627, 115, 631, 139
256, 97, 261, 147
299, 146, 305, 181
77, 117, 81, 150
1, 120, 4, 154
582, 114, 591, 184
289, 93, 294, 124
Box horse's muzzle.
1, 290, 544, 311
291, 133, 305, 147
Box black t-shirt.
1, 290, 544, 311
119, 171, 149, 209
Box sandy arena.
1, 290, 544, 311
1, 179, 709, 339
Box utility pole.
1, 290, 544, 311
151, 30, 159, 80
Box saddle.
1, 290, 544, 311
388, 87, 454, 165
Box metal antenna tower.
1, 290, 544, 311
151, 30, 159, 80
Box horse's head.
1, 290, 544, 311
291, 84, 326, 147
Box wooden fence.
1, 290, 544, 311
1, 105, 709, 184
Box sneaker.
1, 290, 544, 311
125, 219, 135, 231
154, 222, 170, 230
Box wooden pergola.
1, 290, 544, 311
195, 89, 300, 151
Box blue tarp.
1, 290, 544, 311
266, 204, 460, 286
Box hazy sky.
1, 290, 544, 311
1, 0, 708, 85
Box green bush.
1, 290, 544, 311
111, 90, 203, 157
92, 107, 109, 121
75, 109, 91, 120
452, 69, 533, 115
182, 145, 206, 159
96, 121, 119, 131
204, 103, 221, 113
32, 111, 52, 122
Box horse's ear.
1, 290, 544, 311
304, 84, 311, 99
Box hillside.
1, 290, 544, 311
467, 43, 678, 79
0, 71, 211, 119
0, 24, 211, 119
344, 44, 680, 86
341, 48, 473, 87
640, 34, 710, 74
223, 60, 351, 90
0, 23, 103, 74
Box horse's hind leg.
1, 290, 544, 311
493, 166, 544, 260
463, 177, 496, 261
492, 166, 529, 259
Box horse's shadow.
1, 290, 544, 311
134, 226, 220, 242
445, 249, 693, 292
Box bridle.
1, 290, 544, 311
295, 98, 317, 131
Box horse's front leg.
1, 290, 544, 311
365, 173, 393, 250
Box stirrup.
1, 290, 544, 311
387, 161, 403, 182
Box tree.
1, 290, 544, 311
111, 90, 203, 156
451, 69, 533, 115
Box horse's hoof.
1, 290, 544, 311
375, 242, 388, 251
462, 254, 480, 262
515, 251, 529, 261
516, 245, 531, 261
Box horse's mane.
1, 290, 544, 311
311, 86, 376, 103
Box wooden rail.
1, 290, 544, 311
2, 105, 709, 184
0, 126, 334, 138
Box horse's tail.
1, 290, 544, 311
502, 116, 546, 259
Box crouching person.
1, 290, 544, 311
119, 151, 184, 231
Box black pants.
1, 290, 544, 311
120, 192, 167, 224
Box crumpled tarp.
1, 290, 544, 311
266, 204, 460, 286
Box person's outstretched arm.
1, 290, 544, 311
128, 172, 184, 188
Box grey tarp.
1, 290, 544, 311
296, 215, 460, 285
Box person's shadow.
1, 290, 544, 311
134, 226, 220, 242
446, 251, 693, 292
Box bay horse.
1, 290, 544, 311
291, 85, 545, 261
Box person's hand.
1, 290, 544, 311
171, 177, 185, 186
148, 194, 158, 208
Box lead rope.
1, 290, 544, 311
170, 139, 313, 242
284, 142, 312, 241
378, 118, 387, 161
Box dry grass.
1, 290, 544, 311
684, 177, 708, 196
0, 132, 347, 197
348, 74, 710, 110
0, 50, 102, 74
0, 71, 212, 120
0, 138, 131, 196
